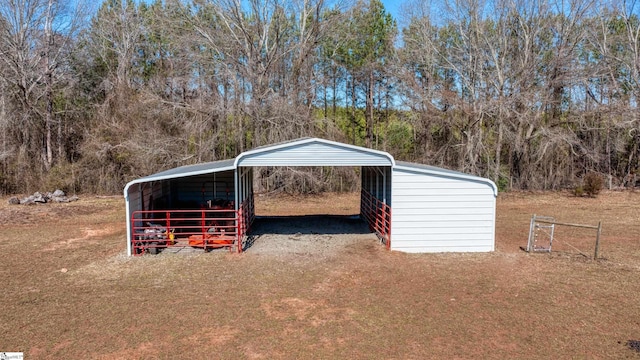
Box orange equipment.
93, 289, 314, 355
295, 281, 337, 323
188, 233, 234, 248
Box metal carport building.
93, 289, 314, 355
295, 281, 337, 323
124, 137, 497, 255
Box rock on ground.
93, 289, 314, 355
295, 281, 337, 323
11, 190, 80, 205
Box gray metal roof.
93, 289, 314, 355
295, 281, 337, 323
124, 158, 235, 195
247, 137, 314, 152
394, 160, 498, 196
235, 137, 395, 167
141, 159, 235, 180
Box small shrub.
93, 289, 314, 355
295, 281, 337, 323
44, 162, 79, 194
497, 175, 509, 193
583, 172, 603, 197
573, 185, 584, 197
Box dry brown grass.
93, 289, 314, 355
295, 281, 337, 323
1, 191, 640, 359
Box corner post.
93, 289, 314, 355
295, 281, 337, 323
526, 214, 536, 252
594, 221, 602, 259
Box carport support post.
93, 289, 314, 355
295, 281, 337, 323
234, 167, 240, 253
125, 194, 132, 256
372, 166, 386, 204
383, 168, 387, 205
372, 167, 380, 199
234, 168, 239, 212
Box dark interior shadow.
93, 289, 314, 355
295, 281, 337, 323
243, 215, 373, 251
250, 215, 371, 235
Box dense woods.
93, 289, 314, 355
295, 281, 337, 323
0, 0, 639, 194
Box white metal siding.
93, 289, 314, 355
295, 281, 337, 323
238, 142, 392, 167
391, 168, 496, 253
126, 181, 163, 222
127, 187, 142, 214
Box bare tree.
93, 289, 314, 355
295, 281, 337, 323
0, 0, 86, 176
189, 0, 332, 146
88, 0, 142, 96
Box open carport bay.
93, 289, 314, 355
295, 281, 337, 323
245, 215, 379, 258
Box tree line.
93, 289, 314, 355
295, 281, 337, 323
0, 0, 638, 195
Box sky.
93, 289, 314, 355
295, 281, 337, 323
382, 0, 401, 22
382, 0, 412, 29
382, 0, 402, 22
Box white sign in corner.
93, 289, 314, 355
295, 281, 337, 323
0, 353, 23, 360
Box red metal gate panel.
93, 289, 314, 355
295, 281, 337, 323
360, 189, 391, 249
131, 208, 239, 255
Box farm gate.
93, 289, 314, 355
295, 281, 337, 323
130, 197, 254, 255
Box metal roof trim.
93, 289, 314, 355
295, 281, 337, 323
123, 159, 236, 197
394, 161, 498, 197
233, 137, 396, 167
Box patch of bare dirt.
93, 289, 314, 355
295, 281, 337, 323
0, 200, 105, 225
41, 225, 121, 251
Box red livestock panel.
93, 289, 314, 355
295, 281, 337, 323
360, 189, 391, 249
131, 208, 239, 255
